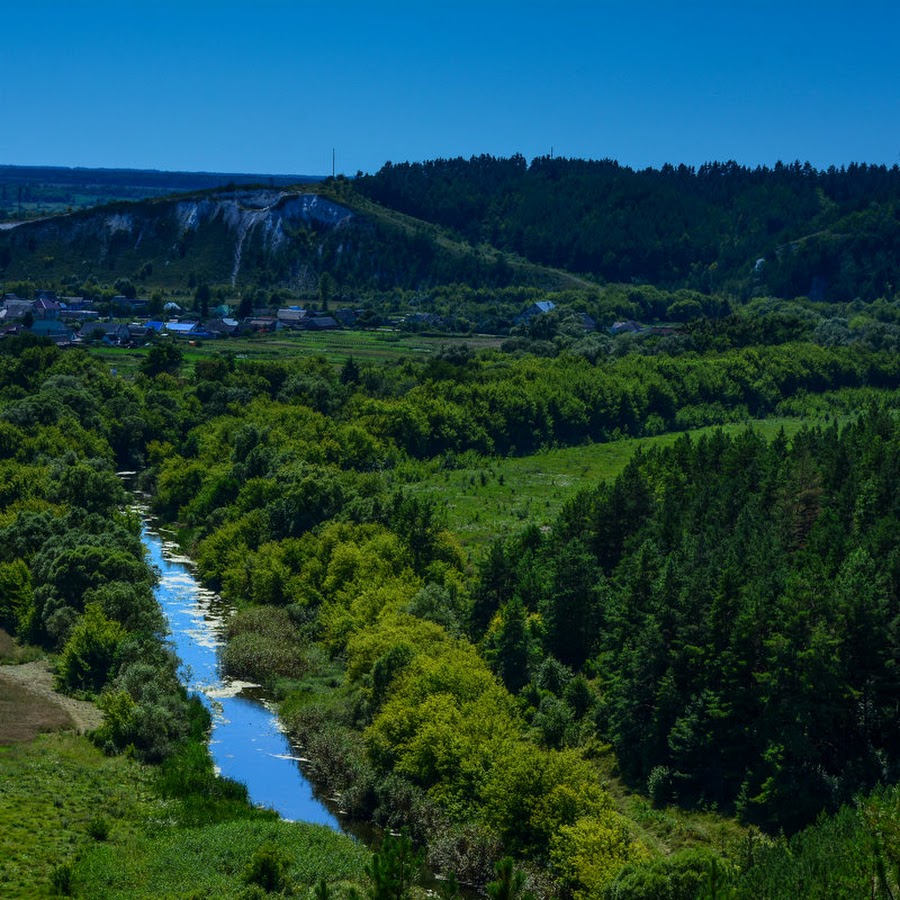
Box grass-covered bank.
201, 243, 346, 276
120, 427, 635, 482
0, 733, 152, 899
0, 731, 370, 899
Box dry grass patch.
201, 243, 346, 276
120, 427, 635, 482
0, 675, 75, 745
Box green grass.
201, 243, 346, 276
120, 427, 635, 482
0, 729, 370, 899
0, 733, 154, 900
88, 329, 505, 378
73, 819, 369, 899
211, 328, 505, 365
404, 417, 832, 554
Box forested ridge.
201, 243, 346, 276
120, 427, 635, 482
3, 154, 900, 307
357, 156, 900, 300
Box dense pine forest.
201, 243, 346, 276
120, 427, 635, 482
3, 154, 900, 898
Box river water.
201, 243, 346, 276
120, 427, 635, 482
140, 514, 340, 828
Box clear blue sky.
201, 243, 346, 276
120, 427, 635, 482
3, 1, 898, 177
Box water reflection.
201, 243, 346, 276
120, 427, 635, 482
141, 515, 340, 828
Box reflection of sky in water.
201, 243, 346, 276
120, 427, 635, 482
142, 517, 340, 828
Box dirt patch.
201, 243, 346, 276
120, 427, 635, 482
0, 630, 13, 658
0, 675, 75, 744
0, 661, 103, 742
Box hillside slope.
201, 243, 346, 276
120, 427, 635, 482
0, 183, 583, 293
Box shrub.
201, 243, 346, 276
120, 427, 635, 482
647, 765, 674, 807
0, 558, 33, 635
50, 861, 74, 896
243, 842, 291, 893
56, 604, 126, 695
222, 606, 307, 685
87, 815, 110, 841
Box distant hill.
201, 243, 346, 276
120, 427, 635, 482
0, 164, 323, 220
0, 181, 580, 293
3, 156, 900, 303
356, 156, 900, 302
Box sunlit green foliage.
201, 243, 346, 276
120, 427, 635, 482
57, 603, 127, 695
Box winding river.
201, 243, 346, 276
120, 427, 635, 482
140, 512, 340, 828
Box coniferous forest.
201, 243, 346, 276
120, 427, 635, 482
2, 156, 900, 898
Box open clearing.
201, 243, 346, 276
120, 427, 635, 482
90, 328, 506, 378
406, 417, 828, 553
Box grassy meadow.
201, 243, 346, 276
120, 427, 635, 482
402, 417, 829, 553
0, 729, 369, 900
0, 733, 154, 899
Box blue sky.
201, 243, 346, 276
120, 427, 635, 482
3, 1, 898, 176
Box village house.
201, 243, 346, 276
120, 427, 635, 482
609, 320, 643, 335
245, 316, 280, 332
2, 298, 34, 319
515, 300, 556, 324
204, 317, 239, 337
33, 297, 62, 319
31, 320, 77, 345
304, 315, 339, 331
82, 322, 130, 344
276, 307, 309, 328
333, 308, 359, 327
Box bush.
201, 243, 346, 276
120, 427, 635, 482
222, 633, 306, 684
50, 861, 74, 896
243, 842, 291, 893
56, 604, 126, 695
0, 558, 33, 635
87, 815, 110, 841
604, 850, 716, 900
647, 765, 674, 807
94, 653, 202, 762
222, 606, 307, 685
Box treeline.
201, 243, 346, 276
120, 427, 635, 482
155, 340, 900, 470
0, 164, 316, 217
356, 156, 900, 300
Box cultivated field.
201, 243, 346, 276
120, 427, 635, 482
90, 328, 506, 378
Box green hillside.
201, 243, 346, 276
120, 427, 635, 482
0, 181, 583, 295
